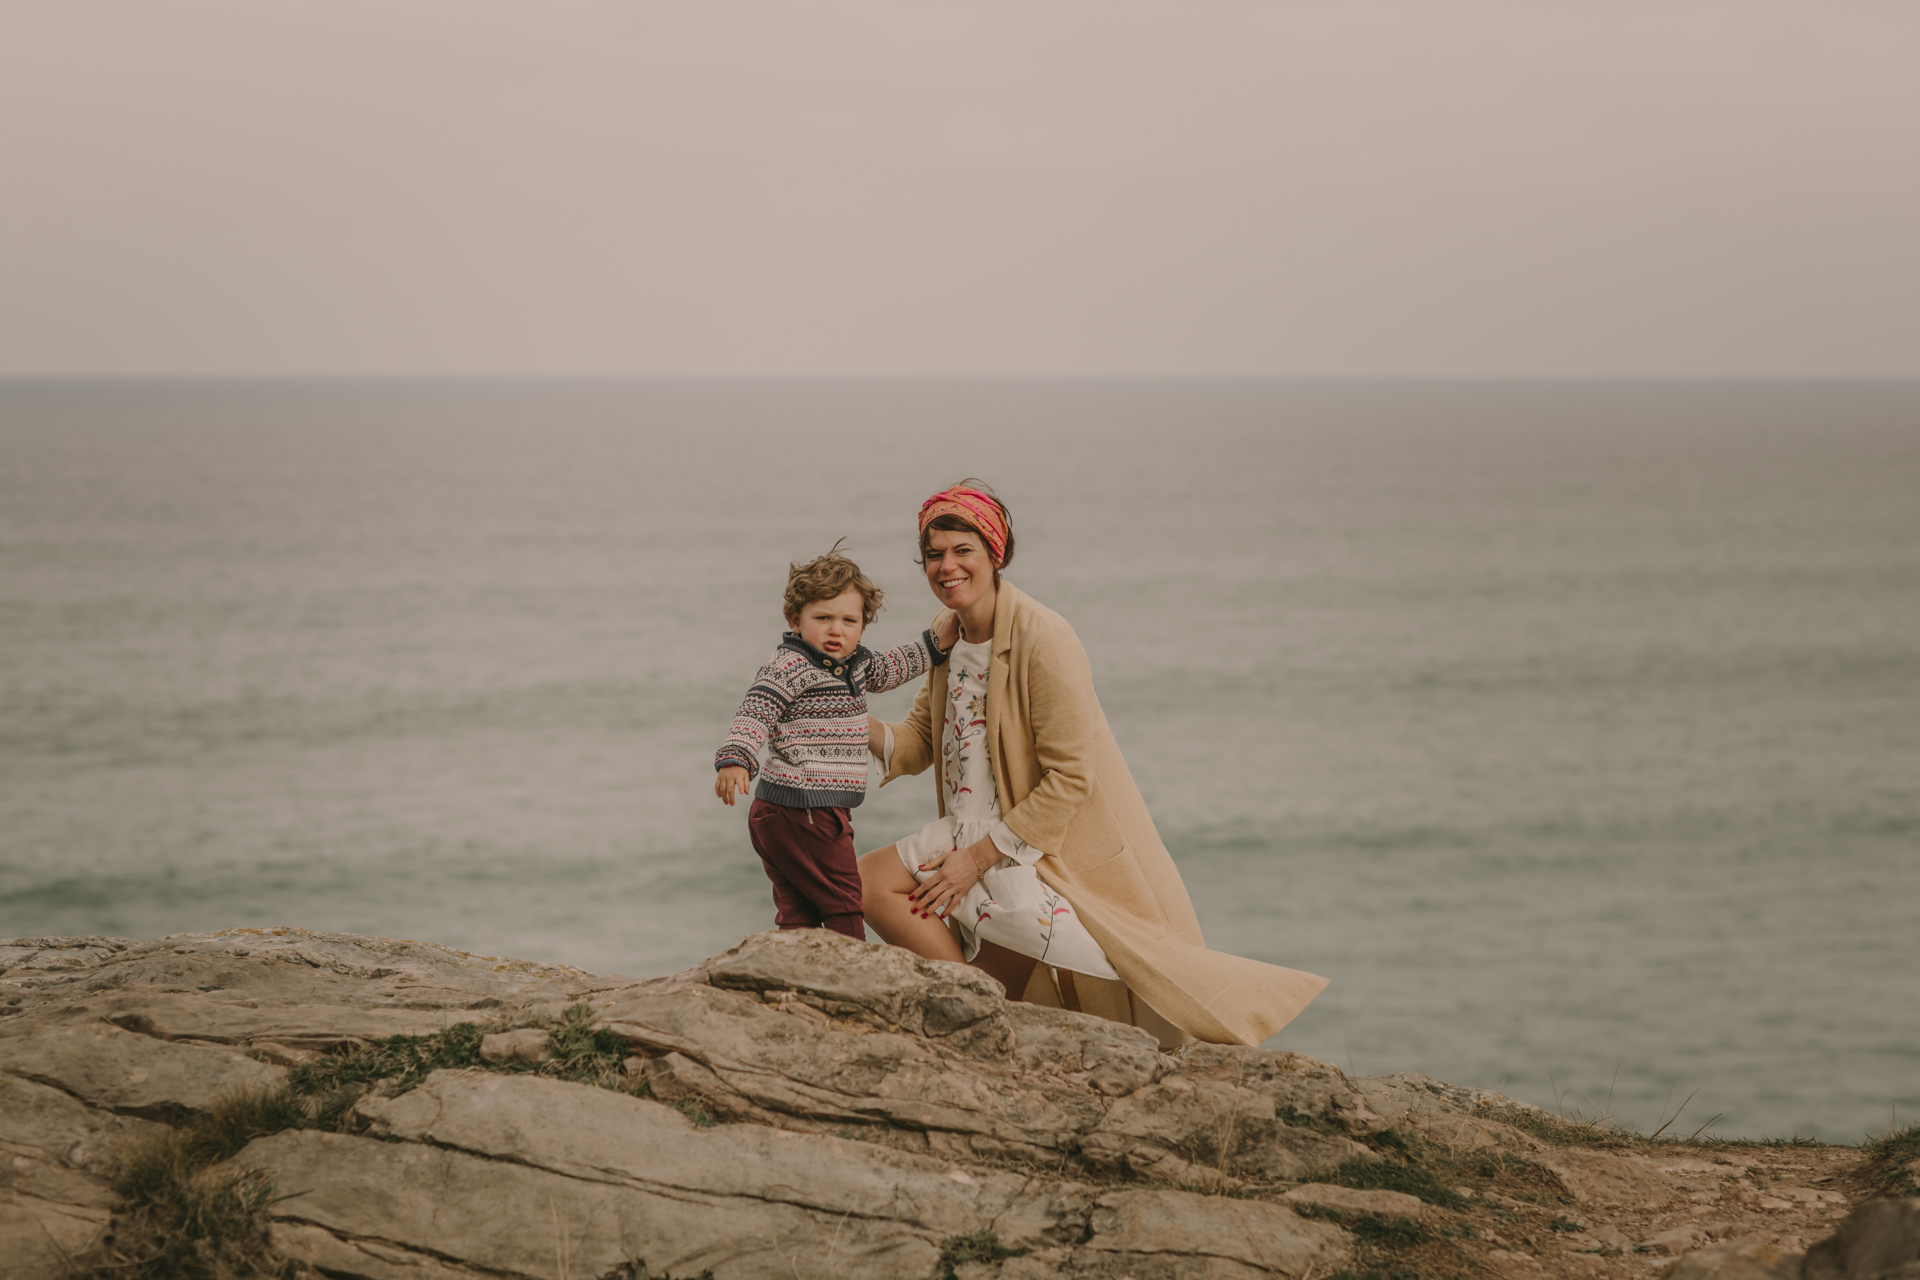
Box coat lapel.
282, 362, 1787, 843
930, 653, 950, 817
986, 582, 1019, 810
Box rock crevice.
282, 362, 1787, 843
3, 927, 1908, 1280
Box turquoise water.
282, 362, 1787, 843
2, 379, 1916, 1140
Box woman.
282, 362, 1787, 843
859, 481, 1327, 1047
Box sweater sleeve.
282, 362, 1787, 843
861, 629, 946, 695
714, 655, 793, 780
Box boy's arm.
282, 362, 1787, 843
714, 659, 793, 780
880, 673, 938, 783
863, 626, 950, 695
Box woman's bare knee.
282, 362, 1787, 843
858, 845, 962, 960
858, 846, 911, 912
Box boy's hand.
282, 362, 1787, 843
715, 766, 751, 806
932, 608, 960, 653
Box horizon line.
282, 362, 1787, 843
5, 373, 1920, 386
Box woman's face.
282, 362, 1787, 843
923, 527, 996, 613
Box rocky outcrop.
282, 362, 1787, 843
1801, 1197, 1920, 1278
1665, 1198, 1920, 1279
0, 1022, 286, 1122
0, 928, 1374, 1279
605, 935, 1377, 1189
1666, 1239, 1812, 1279
0, 926, 1899, 1280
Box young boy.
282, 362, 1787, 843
715, 543, 956, 940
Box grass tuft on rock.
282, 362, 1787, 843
75, 1004, 642, 1279
1863, 1120, 1920, 1197
1293, 1201, 1433, 1248
1291, 1202, 1346, 1221
937, 1230, 1026, 1279
72, 1087, 319, 1280
1276, 1105, 1349, 1138
670, 1101, 720, 1128
153, 1088, 315, 1172
287, 1020, 492, 1096
286, 1001, 634, 1102
1368, 1125, 1413, 1154
1494, 1099, 1843, 1154
599, 1263, 715, 1280
1325, 1155, 1466, 1208
1348, 1214, 1435, 1248
547, 1001, 634, 1084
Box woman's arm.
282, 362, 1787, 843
998, 627, 1098, 855
878, 672, 938, 781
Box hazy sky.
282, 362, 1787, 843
3, 1, 1916, 377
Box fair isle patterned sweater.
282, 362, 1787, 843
715, 630, 947, 810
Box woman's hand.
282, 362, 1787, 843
907, 835, 1001, 920
714, 766, 750, 806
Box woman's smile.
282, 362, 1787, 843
923, 530, 993, 613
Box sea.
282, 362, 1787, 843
2, 378, 1915, 1142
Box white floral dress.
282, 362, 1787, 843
892, 637, 1119, 980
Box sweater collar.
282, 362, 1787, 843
780, 631, 868, 676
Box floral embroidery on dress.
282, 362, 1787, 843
896, 636, 1119, 981
1035, 883, 1071, 962
944, 658, 990, 807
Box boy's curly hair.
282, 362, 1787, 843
785, 539, 885, 626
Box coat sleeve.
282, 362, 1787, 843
880, 670, 939, 783
998, 625, 1098, 856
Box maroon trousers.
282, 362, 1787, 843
745, 798, 865, 940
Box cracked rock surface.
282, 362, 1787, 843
0, 926, 1894, 1280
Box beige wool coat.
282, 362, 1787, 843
881, 582, 1327, 1046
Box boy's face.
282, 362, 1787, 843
790, 588, 867, 659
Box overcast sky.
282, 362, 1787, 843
2, 1, 1915, 377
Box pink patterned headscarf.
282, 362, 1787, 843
918, 486, 1008, 564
